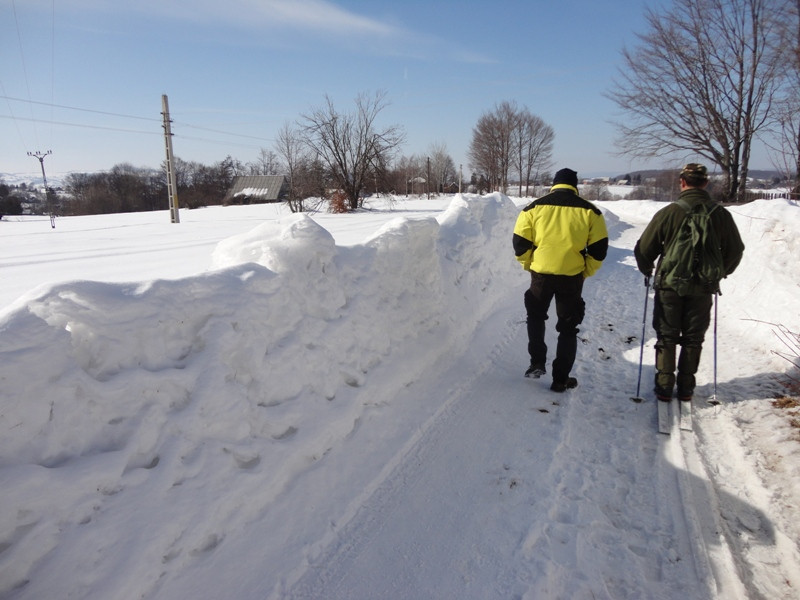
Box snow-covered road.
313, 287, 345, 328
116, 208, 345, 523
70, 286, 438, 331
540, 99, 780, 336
276, 246, 752, 600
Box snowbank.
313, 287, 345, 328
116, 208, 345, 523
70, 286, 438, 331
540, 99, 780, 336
0, 194, 521, 597
1, 194, 799, 599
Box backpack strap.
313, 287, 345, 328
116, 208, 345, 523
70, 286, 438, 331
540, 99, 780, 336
676, 196, 718, 216
676, 197, 692, 213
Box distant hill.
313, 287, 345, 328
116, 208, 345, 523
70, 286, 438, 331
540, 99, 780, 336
0, 173, 65, 188
745, 169, 784, 181
613, 168, 783, 182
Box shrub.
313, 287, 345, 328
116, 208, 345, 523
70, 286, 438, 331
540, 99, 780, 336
329, 190, 349, 214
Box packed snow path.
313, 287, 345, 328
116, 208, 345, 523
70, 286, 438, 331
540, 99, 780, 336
282, 298, 709, 599
275, 202, 797, 599
278, 255, 750, 599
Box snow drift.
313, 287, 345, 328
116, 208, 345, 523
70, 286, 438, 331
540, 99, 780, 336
0, 194, 520, 597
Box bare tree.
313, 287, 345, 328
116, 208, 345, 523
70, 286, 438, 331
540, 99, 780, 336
301, 90, 405, 211
248, 148, 280, 176
274, 122, 308, 212
468, 112, 499, 191
515, 111, 554, 196
770, 93, 800, 194
469, 101, 518, 192
790, 0, 800, 194
768, 0, 800, 194
469, 101, 552, 195
427, 142, 456, 194
391, 154, 426, 195
64, 172, 107, 215
609, 0, 786, 202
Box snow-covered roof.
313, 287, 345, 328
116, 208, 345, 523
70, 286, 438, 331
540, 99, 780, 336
226, 175, 288, 202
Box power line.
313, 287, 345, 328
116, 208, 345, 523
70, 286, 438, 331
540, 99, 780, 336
0, 114, 272, 152
10, 0, 39, 149
0, 114, 160, 135
177, 134, 265, 149
0, 82, 29, 152
49, 0, 55, 144
173, 121, 275, 143
1, 95, 276, 146
0, 95, 161, 123
4, 3, 274, 165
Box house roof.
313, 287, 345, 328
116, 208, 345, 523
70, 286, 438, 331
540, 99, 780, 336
226, 175, 287, 201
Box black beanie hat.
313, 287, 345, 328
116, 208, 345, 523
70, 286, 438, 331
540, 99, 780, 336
553, 168, 578, 187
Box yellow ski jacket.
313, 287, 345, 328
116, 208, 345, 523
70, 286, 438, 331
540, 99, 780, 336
513, 184, 609, 278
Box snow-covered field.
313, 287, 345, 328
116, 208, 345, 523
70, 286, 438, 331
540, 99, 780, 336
1, 193, 798, 599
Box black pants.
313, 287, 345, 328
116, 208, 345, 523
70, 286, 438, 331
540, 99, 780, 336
652, 288, 713, 398
525, 272, 585, 383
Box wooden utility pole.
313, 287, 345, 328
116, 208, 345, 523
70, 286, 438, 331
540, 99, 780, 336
161, 94, 180, 223
28, 150, 55, 228
426, 156, 431, 199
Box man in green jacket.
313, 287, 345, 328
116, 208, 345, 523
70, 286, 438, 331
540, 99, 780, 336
634, 163, 744, 403
513, 168, 609, 392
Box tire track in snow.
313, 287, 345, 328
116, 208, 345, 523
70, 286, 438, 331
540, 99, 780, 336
587, 227, 748, 599
281, 296, 539, 599
691, 406, 800, 599
665, 426, 748, 599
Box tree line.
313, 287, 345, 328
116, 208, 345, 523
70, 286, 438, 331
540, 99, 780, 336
0, 182, 25, 218
13, 89, 553, 217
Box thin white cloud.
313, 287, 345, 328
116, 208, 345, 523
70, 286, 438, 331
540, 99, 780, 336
254, 0, 399, 36
68, 0, 402, 37
66, 0, 493, 64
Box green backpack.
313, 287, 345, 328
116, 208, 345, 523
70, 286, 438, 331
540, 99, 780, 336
659, 198, 725, 295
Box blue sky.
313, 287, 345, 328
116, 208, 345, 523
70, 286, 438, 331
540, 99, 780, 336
2, 0, 741, 180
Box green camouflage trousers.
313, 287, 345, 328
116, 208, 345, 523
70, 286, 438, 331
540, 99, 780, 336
652, 289, 713, 399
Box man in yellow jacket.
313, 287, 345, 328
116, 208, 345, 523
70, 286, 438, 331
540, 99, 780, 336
513, 168, 609, 391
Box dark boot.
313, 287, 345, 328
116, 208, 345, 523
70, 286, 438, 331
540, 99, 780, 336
654, 341, 676, 401
677, 346, 702, 401
550, 377, 578, 392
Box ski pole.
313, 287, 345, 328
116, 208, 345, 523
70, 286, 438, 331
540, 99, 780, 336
711, 292, 718, 403
631, 276, 650, 402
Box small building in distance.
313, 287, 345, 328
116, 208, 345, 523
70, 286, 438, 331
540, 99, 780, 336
225, 175, 288, 205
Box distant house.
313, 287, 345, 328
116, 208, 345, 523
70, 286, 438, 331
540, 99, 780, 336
225, 175, 288, 204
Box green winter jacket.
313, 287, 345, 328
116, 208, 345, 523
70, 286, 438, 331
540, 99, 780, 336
513, 184, 609, 278
634, 188, 745, 293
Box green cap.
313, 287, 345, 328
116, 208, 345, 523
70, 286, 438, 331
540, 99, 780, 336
680, 163, 708, 182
